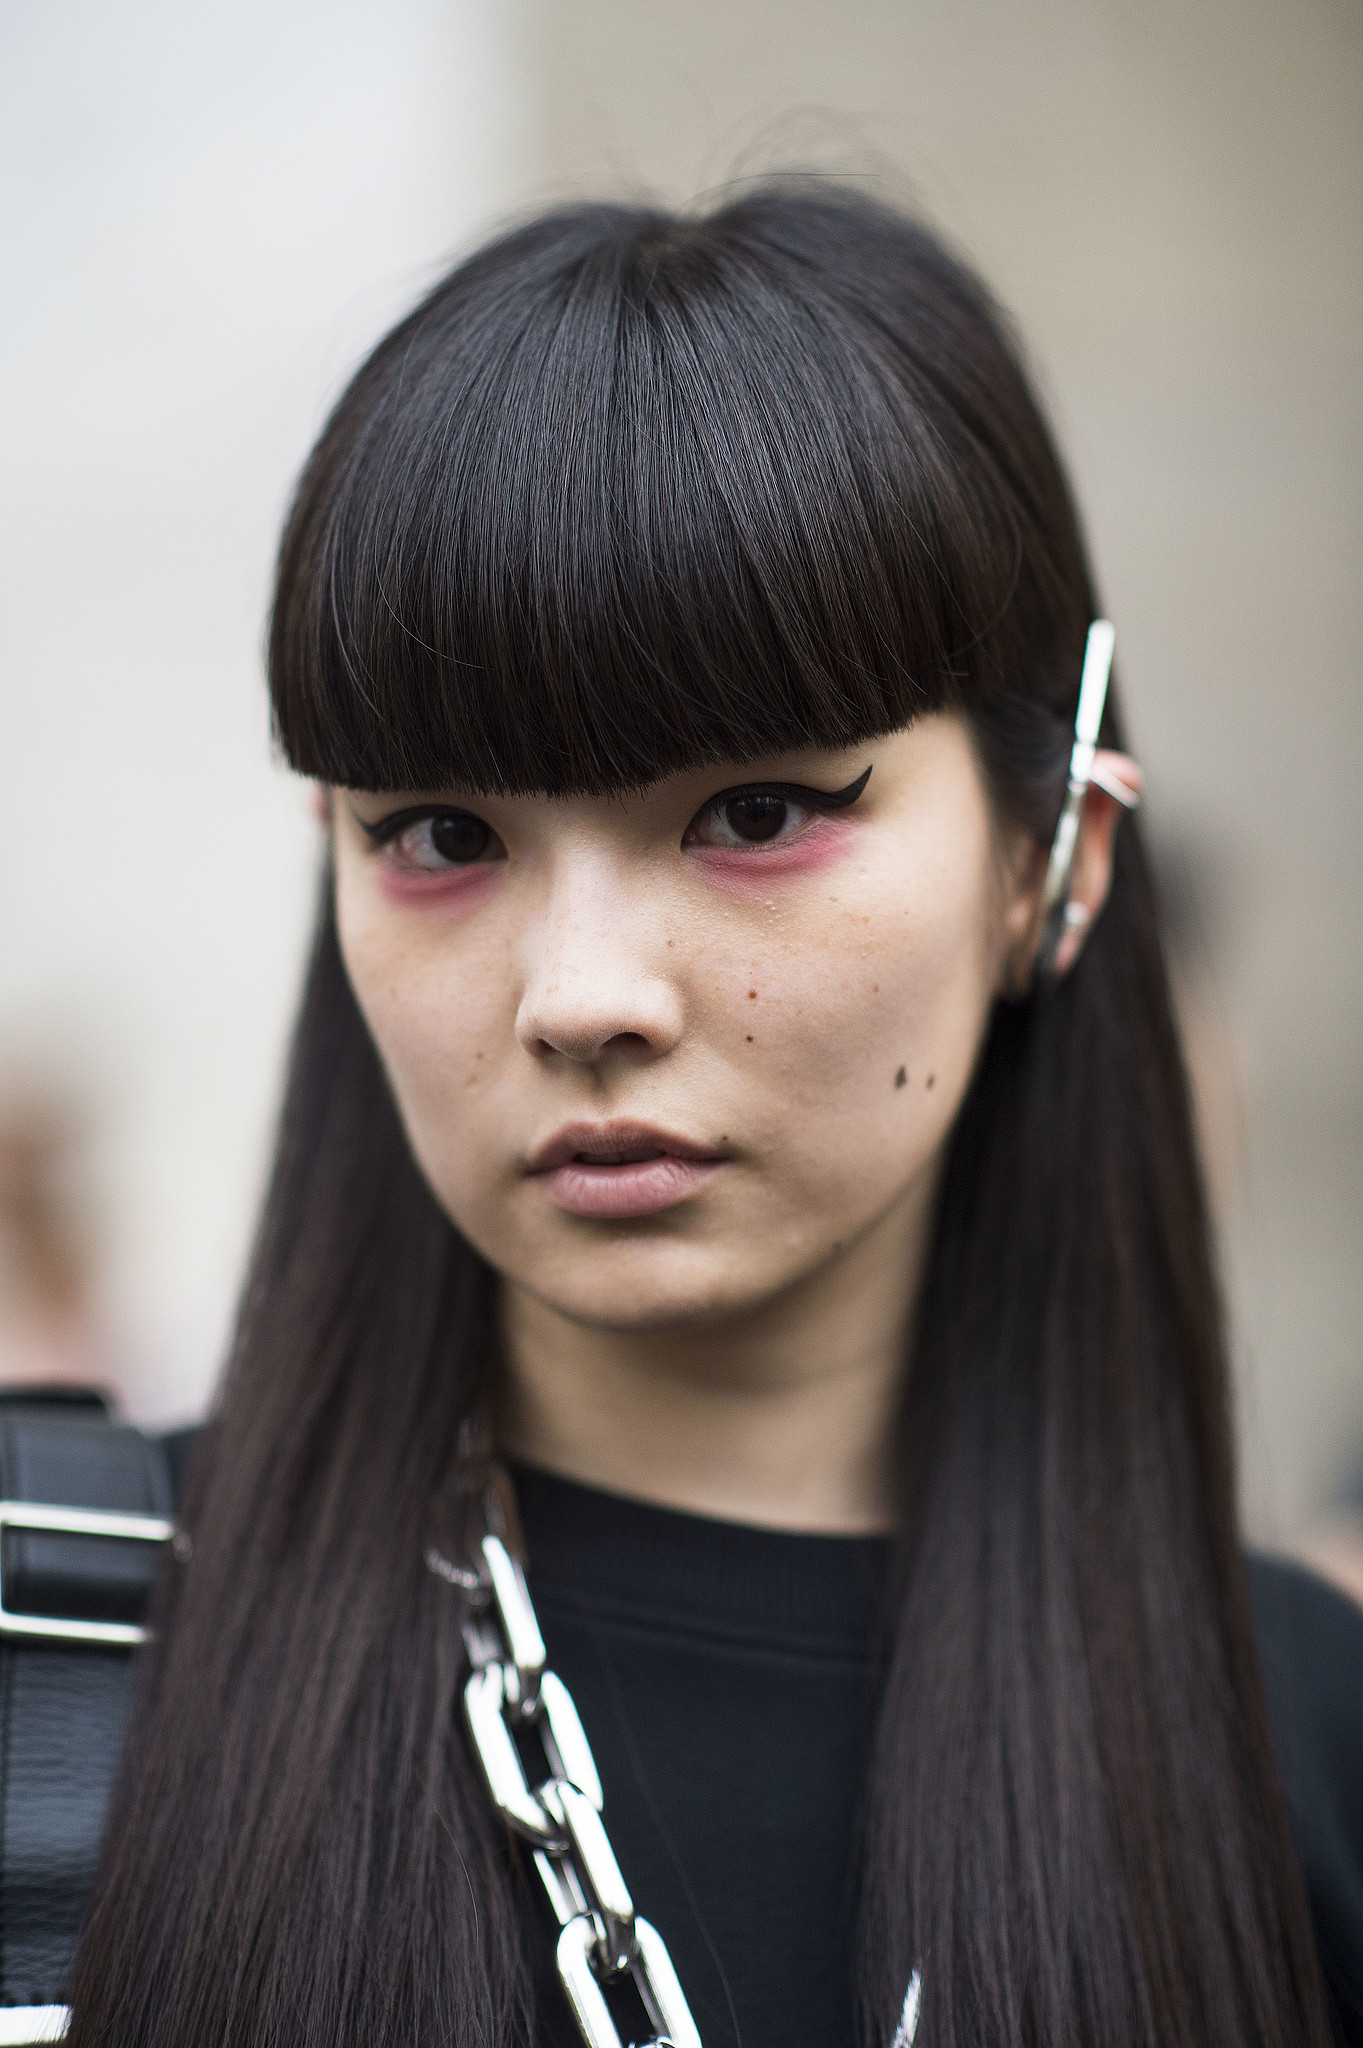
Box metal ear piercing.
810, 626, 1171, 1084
1033, 620, 1137, 984
1087, 758, 1141, 810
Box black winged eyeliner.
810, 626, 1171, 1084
355, 766, 872, 845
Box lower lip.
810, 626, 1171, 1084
534, 1156, 724, 1219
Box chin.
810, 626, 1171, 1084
513, 1240, 789, 1335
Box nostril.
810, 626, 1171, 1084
528, 1025, 656, 1062
515, 973, 685, 1065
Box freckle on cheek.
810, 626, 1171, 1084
926, 1073, 936, 1089
895, 1067, 907, 1089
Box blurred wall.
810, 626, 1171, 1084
1, 0, 533, 1421
526, 0, 1363, 1538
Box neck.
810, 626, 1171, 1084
495, 1186, 933, 1534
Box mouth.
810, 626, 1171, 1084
526, 1121, 729, 1220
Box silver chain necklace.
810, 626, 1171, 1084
428, 1526, 702, 2048
429, 1509, 924, 2048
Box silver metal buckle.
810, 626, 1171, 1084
0, 1501, 174, 1647
0, 2005, 69, 2042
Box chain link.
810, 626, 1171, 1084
430, 1530, 702, 2048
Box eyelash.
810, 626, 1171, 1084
684, 778, 867, 850
360, 769, 871, 868
361, 808, 481, 851
360, 807, 502, 873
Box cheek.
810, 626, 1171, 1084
690, 817, 858, 897
732, 854, 999, 1187
375, 863, 501, 911
334, 886, 510, 1189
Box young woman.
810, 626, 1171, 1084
50, 186, 1363, 2045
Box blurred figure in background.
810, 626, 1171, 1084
1301, 1468, 1363, 1611
0, 1081, 116, 1402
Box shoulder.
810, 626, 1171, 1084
1248, 1553, 1363, 2037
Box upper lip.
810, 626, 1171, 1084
526, 1120, 730, 1174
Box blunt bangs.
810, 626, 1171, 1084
268, 190, 1086, 796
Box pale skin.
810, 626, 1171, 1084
329, 713, 1139, 1534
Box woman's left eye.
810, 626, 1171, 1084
686, 791, 815, 849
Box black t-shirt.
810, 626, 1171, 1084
512, 1464, 1363, 2048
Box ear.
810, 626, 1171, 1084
1044, 749, 1143, 977
998, 751, 1143, 992
309, 782, 332, 828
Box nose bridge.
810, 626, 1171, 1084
515, 836, 679, 1062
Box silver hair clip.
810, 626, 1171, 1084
1034, 619, 1137, 982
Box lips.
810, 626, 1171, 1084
526, 1121, 728, 1219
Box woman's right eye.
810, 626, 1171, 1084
377, 810, 502, 871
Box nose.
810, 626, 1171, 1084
514, 850, 684, 1068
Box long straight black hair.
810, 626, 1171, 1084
69, 187, 1330, 2046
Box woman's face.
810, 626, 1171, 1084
332, 712, 1035, 1334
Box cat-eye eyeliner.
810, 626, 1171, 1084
354, 765, 872, 847
716, 765, 872, 812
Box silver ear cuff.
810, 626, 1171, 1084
1033, 620, 1137, 982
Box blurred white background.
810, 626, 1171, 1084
2, 0, 1360, 1557
1, 0, 533, 1416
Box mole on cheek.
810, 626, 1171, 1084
894, 1067, 907, 1089
926, 1073, 936, 1089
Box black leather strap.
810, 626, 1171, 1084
0, 1406, 172, 2007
